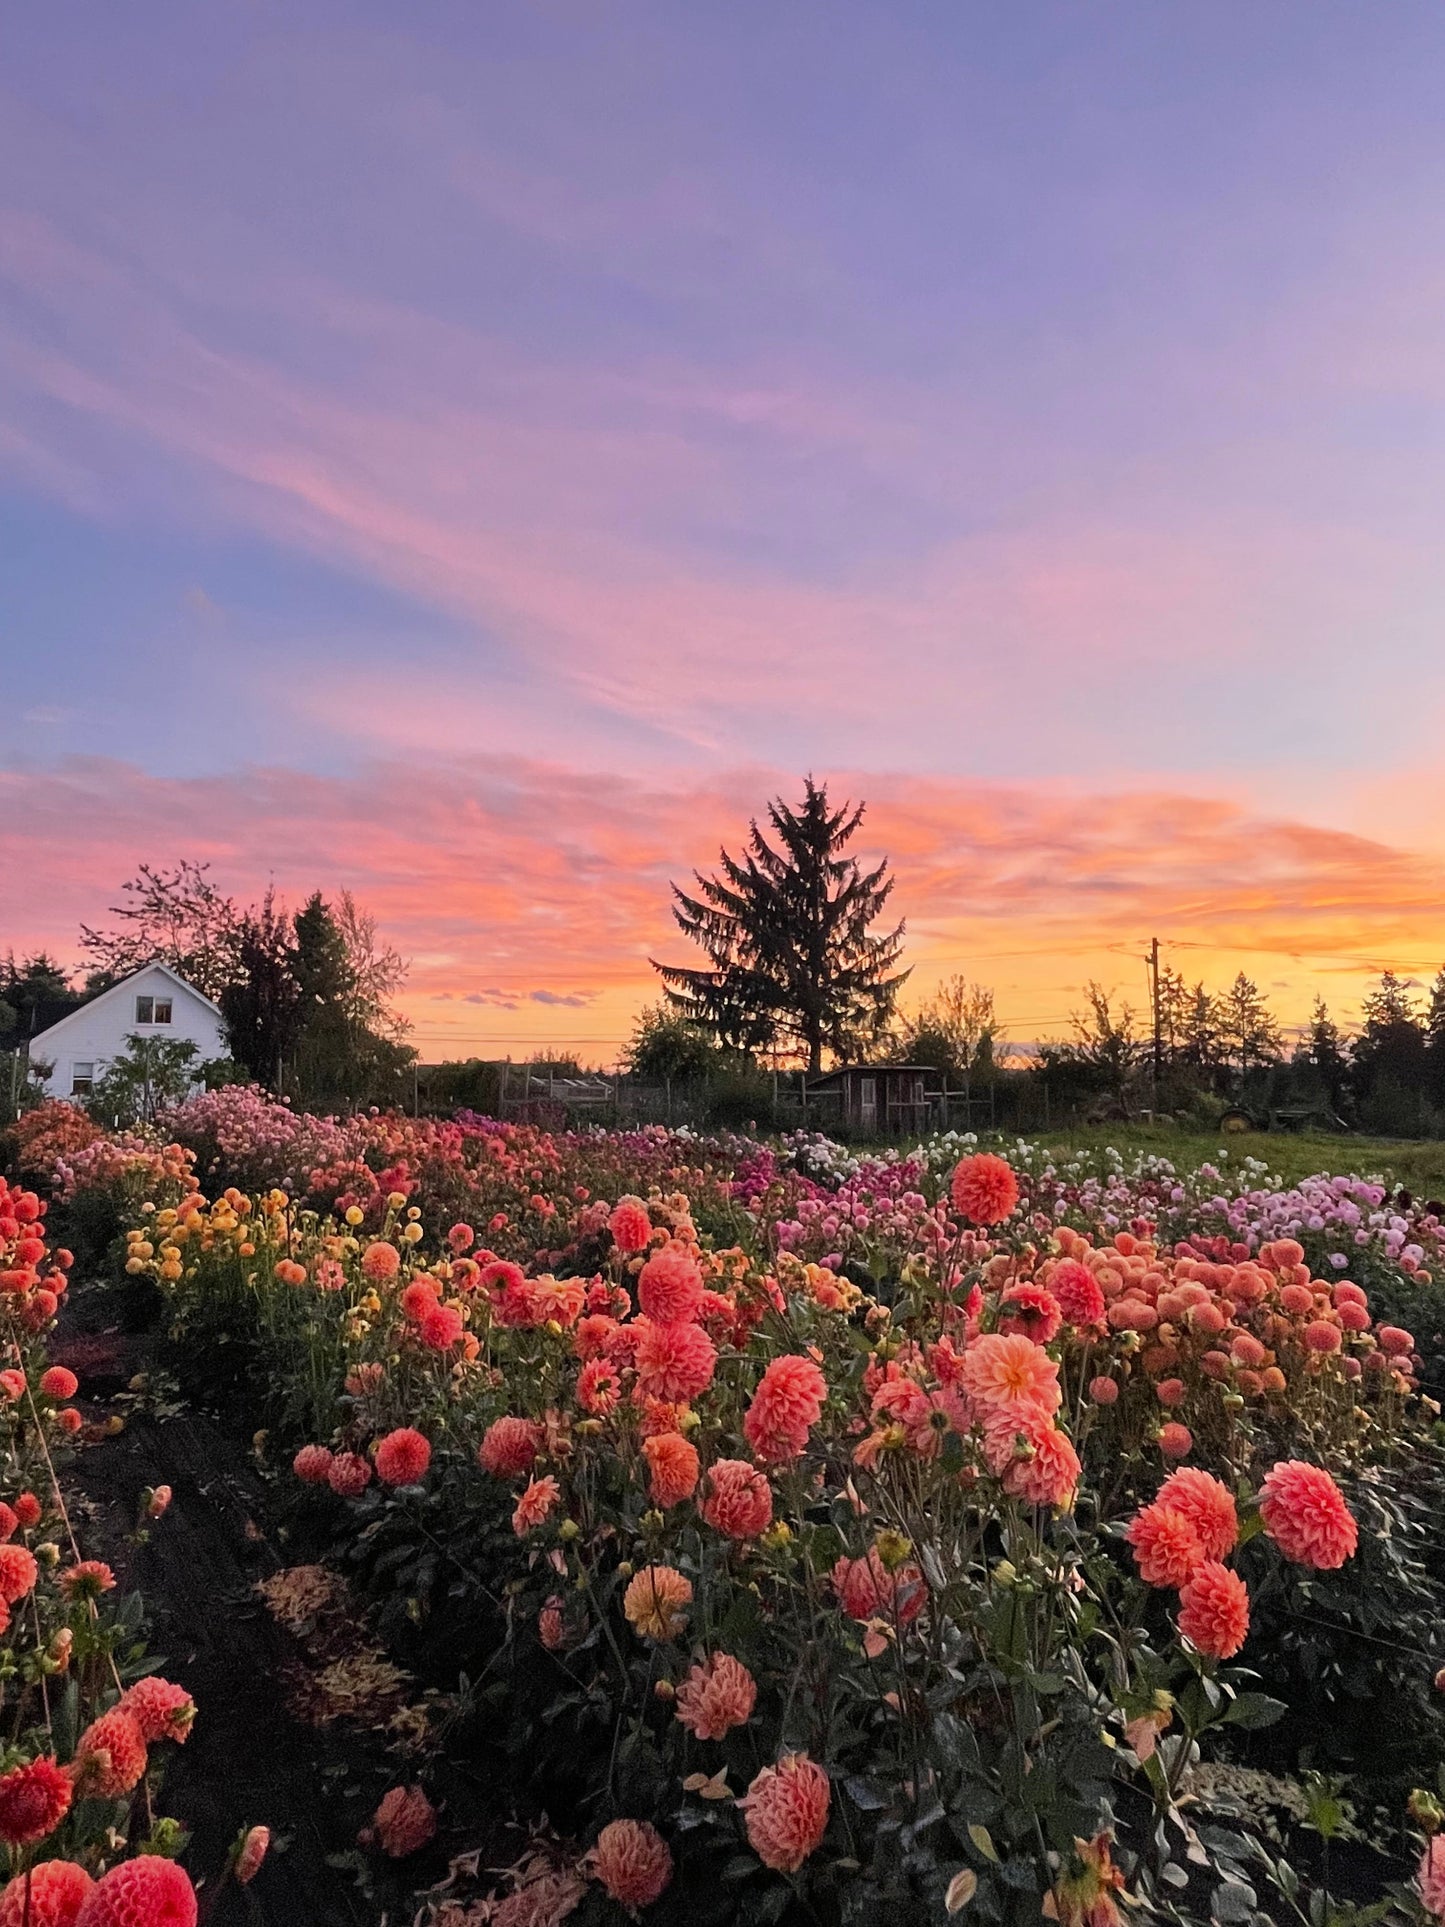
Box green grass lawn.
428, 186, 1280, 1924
1016, 1122, 1445, 1195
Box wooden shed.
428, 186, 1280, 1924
803, 1065, 940, 1136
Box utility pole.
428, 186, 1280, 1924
1145, 937, 1163, 1113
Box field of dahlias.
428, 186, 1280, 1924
4, 1092, 1445, 1927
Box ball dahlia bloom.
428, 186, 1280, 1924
949, 1153, 1019, 1227
1125, 1503, 1205, 1589
419, 1304, 464, 1351
642, 1432, 700, 1508
623, 1564, 692, 1640
1257, 1460, 1358, 1569
637, 1241, 703, 1325
739, 1754, 831, 1872
591, 1818, 672, 1911
633, 1318, 717, 1405
0, 1544, 39, 1604
674, 1652, 757, 1741
360, 1241, 401, 1283
74, 1710, 148, 1798
327, 1451, 373, 1498
512, 1476, 561, 1536
743, 1354, 828, 1464
292, 1444, 334, 1485
0, 1857, 93, 1927
997, 1416, 1080, 1510
118, 1677, 195, 1745
1157, 1422, 1193, 1461
374, 1427, 431, 1487
609, 1197, 654, 1257
1176, 1560, 1250, 1660
478, 1416, 542, 1478
998, 1282, 1062, 1345
39, 1367, 78, 1399
74, 1856, 197, 1927
699, 1459, 773, 1540
1156, 1467, 1238, 1561
370, 1784, 437, 1858
0, 1756, 71, 1845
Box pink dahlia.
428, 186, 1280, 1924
1156, 1467, 1238, 1561
478, 1416, 542, 1478
609, 1197, 654, 1256
370, 1784, 437, 1858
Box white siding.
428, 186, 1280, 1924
29, 964, 229, 1102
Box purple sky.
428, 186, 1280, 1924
5, 4, 1445, 1055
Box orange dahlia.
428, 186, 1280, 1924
637, 1241, 704, 1326
1156, 1467, 1238, 1561
642, 1432, 700, 1508
118, 1677, 195, 1745
622, 1565, 692, 1640
374, 1428, 431, 1486
1125, 1503, 1204, 1589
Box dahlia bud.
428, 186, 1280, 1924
236, 1823, 271, 1882
34, 1541, 60, 1569
1408, 1789, 1444, 1833
146, 1485, 173, 1520
558, 1518, 580, 1541
653, 1679, 675, 1701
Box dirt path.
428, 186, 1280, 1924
57, 1310, 392, 1926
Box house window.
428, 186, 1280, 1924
135, 996, 173, 1025
71, 1062, 94, 1097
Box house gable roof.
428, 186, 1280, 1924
28, 962, 224, 1048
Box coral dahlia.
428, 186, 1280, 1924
699, 1459, 773, 1540
743, 1354, 828, 1464
675, 1652, 757, 1740
1177, 1561, 1250, 1660
591, 1819, 672, 1911
374, 1428, 431, 1486
740, 1754, 831, 1872
1258, 1461, 1358, 1570
0, 1858, 94, 1927
949, 1153, 1019, 1226
74, 1857, 196, 1927
622, 1565, 692, 1640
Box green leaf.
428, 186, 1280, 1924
1221, 1692, 1287, 1730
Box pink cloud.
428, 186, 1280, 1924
5, 755, 1445, 1056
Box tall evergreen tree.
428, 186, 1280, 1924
1426, 967, 1445, 1102
1306, 996, 1350, 1113
1218, 973, 1283, 1079
654, 779, 909, 1073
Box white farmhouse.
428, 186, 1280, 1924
28, 963, 229, 1102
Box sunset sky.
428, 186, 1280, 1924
6, 4, 1445, 1062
